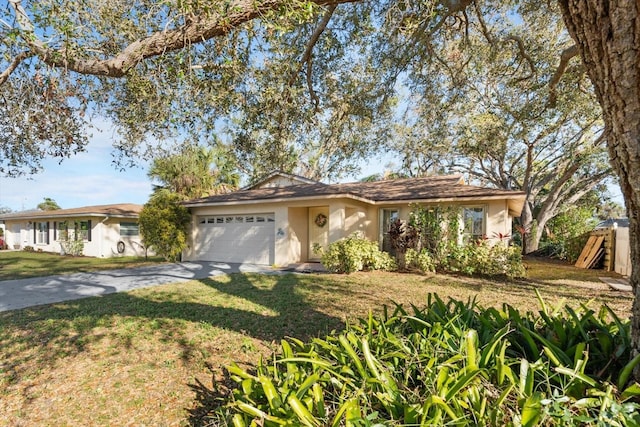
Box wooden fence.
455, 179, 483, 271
575, 226, 631, 276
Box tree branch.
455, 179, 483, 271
288, 4, 338, 108
505, 35, 536, 80
0, 50, 33, 84
7, 0, 355, 79
548, 44, 579, 107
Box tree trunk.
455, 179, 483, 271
529, 215, 551, 254
559, 0, 640, 378
519, 201, 538, 254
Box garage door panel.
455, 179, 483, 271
195, 213, 274, 264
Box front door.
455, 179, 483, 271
308, 207, 329, 261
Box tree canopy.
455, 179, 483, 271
36, 197, 60, 210
2, 0, 640, 366
381, 1, 612, 252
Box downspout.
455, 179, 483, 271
100, 216, 109, 257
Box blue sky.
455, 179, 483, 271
0, 120, 154, 211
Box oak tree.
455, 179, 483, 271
2, 0, 640, 369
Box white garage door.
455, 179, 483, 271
195, 213, 275, 264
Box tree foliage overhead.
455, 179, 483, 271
2, 0, 383, 181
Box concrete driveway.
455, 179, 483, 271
0, 262, 285, 312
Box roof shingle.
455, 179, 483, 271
0, 203, 143, 221
184, 174, 525, 208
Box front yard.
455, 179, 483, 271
0, 254, 631, 426
0, 250, 165, 280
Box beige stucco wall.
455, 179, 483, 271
1, 217, 146, 258
375, 199, 512, 245
185, 198, 517, 265
185, 198, 372, 265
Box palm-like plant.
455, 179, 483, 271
148, 144, 239, 200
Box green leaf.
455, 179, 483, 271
444, 368, 482, 402
258, 375, 282, 410
295, 373, 320, 400
554, 366, 598, 388
287, 394, 321, 427
521, 392, 543, 427
339, 334, 367, 379
620, 383, 640, 401
617, 353, 640, 390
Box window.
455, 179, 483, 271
380, 208, 400, 254
75, 220, 92, 241
36, 221, 49, 244
57, 221, 69, 241
120, 222, 139, 237
462, 207, 485, 243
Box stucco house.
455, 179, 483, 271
0, 204, 146, 258
182, 172, 526, 266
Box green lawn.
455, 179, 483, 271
0, 256, 631, 426
0, 250, 166, 280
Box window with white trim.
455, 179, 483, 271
461, 206, 486, 243
57, 221, 69, 241
36, 221, 49, 244
75, 220, 91, 241
380, 208, 400, 254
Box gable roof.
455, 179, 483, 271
243, 170, 321, 190
185, 175, 526, 216
0, 203, 143, 221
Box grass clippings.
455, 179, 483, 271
0, 257, 632, 426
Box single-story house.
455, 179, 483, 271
182, 172, 526, 266
0, 203, 146, 257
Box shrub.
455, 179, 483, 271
209, 294, 640, 426
392, 205, 526, 278
139, 192, 191, 262
60, 237, 84, 256
405, 248, 435, 273
315, 234, 396, 274
542, 206, 597, 261
470, 241, 526, 278
22, 245, 34, 252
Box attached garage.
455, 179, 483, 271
193, 213, 275, 264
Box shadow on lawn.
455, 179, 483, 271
0, 273, 346, 391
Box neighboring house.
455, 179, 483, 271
0, 204, 146, 258
182, 172, 526, 266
